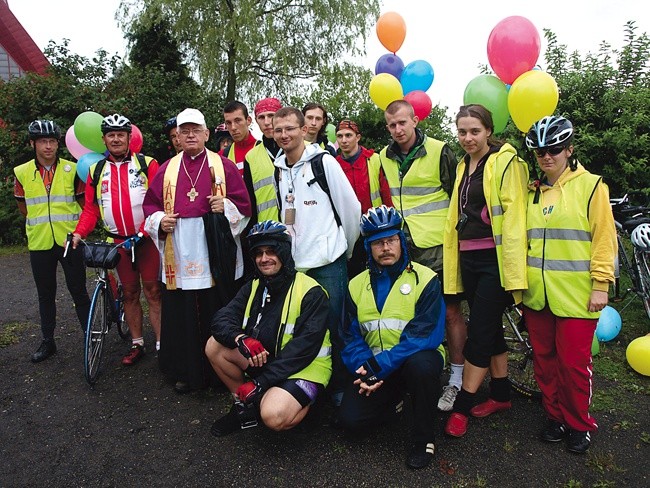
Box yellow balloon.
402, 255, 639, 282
626, 336, 650, 376
369, 73, 404, 110
507, 70, 559, 133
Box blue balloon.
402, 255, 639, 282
400, 60, 434, 95
596, 305, 622, 342
76, 152, 105, 181
375, 53, 405, 80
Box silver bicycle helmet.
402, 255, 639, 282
525, 116, 573, 149
101, 114, 132, 134
631, 223, 650, 252
28, 120, 61, 140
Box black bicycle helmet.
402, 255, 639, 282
360, 205, 403, 238
28, 120, 61, 140
163, 116, 177, 136
525, 116, 573, 149
101, 114, 132, 134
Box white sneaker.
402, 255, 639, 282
437, 385, 459, 411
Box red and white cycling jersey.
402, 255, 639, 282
76, 155, 160, 239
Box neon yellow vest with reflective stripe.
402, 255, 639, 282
380, 138, 449, 248
523, 173, 601, 318
90, 153, 154, 232
245, 144, 279, 222
348, 262, 446, 361
14, 159, 81, 250
367, 152, 383, 208
243, 273, 332, 386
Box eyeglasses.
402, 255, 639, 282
253, 248, 278, 258
179, 128, 206, 137
534, 145, 565, 157
370, 236, 400, 248
273, 126, 300, 136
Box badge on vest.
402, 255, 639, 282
63, 164, 71, 172
399, 284, 412, 295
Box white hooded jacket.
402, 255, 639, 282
274, 144, 361, 271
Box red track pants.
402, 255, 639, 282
524, 306, 598, 432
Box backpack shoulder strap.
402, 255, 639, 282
135, 153, 149, 178
307, 153, 342, 227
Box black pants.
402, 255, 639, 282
460, 248, 512, 368
338, 349, 444, 442
29, 245, 90, 340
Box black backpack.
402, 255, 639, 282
274, 153, 342, 227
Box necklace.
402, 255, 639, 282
181, 153, 207, 202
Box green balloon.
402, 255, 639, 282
463, 75, 510, 134
74, 111, 105, 153
326, 123, 336, 144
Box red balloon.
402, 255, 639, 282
129, 124, 143, 153
404, 91, 432, 120
487, 16, 540, 85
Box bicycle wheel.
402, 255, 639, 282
85, 282, 109, 385
115, 284, 129, 340
635, 249, 650, 320
503, 308, 541, 399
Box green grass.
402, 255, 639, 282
0, 322, 30, 347
0, 245, 27, 256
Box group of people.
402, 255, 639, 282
14, 96, 616, 469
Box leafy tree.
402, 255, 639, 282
118, 0, 381, 102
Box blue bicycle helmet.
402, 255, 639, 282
163, 116, 177, 136
360, 205, 403, 242
525, 116, 573, 149
28, 120, 61, 140
248, 220, 292, 250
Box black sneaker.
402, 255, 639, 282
406, 442, 435, 469
210, 403, 258, 437
31, 339, 57, 363
540, 420, 567, 443
567, 430, 591, 454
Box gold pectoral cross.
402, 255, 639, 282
187, 187, 199, 202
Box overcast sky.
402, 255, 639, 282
8, 0, 648, 118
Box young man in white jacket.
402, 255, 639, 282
272, 106, 361, 406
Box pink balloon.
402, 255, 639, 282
65, 125, 92, 160
487, 16, 541, 85
129, 124, 143, 153
404, 90, 432, 120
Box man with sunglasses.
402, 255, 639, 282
338, 205, 446, 469
206, 220, 331, 436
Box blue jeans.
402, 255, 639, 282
306, 253, 348, 395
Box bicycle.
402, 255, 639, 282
65, 233, 140, 385
609, 194, 650, 319
503, 305, 540, 399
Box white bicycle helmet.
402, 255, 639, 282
525, 116, 573, 149
631, 223, 650, 252
101, 114, 132, 134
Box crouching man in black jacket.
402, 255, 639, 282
206, 220, 332, 436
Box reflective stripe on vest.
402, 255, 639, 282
244, 273, 332, 386
348, 262, 446, 361
367, 153, 383, 208
14, 159, 80, 250
380, 138, 449, 248
246, 144, 279, 222
523, 172, 601, 318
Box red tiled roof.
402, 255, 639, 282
0, 2, 50, 74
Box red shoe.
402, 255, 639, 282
470, 399, 512, 418
445, 413, 468, 437
122, 344, 145, 366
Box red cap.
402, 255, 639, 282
254, 97, 283, 117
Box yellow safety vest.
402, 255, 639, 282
367, 152, 384, 208
443, 144, 529, 300
243, 273, 332, 386
245, 144, 279, 222
523, 172, 602, 318
14, 159, 80, 250
380, 138, 449, 248
348, 262, 446, 362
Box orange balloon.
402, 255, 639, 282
376, 12, 406, 53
